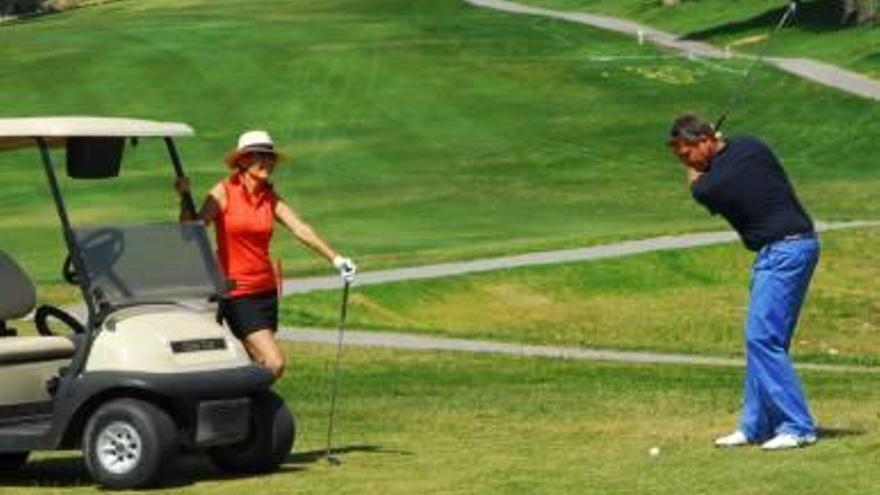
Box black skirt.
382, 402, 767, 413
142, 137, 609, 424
220, 291, 278, 339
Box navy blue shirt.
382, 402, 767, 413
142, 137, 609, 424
691, 136, 813, 251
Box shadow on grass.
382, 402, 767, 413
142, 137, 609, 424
0, 444, 406, 489
682, 0, 849, 41
817, 426, 865, 440
0, 453, 300, 490
287, 444, 414, 465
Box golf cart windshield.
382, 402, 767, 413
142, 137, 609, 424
73, 222, 225, 307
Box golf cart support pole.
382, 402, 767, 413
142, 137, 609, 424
36, 137, 100, 385
163, 137, 198, 218
36, 137, 98, 325
162, 137, 224, 289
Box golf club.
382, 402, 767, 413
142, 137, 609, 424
325, 279, 351, 466
715, 1, 798, 132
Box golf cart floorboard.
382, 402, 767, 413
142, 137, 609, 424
0, 415, 53, 451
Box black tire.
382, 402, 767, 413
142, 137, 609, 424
83, 399, 178, 489
207, 390, 294, 474
0, 452, 28, 470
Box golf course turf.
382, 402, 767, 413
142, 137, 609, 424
6, 343, 880, 495
1, 0, 878, 289
283, 227, 880, 365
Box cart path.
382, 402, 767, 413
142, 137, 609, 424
278, 327, 877, 374
282, 220, 879, 294
464, 0, 880, 101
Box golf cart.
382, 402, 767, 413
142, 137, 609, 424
0, 117, 294, 489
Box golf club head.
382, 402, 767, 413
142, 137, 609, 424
327, 453, 343, 466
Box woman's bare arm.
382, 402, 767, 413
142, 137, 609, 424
274, 199, 337, 261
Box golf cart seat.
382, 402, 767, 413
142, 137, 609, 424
0, 251, 77, 406
0, 251, 76, 362
0, 336, 75, 364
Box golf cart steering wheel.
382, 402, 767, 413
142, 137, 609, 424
61, 228, 126, 286
62, 255, 79, 285
34, 305, 86, 336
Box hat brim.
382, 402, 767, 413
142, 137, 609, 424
224, 146, 289, 167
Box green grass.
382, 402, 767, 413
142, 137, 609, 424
1, 0, 879, 298
6, 343, 880, 494
516, 0, 880, 78
282, 227, 880, 365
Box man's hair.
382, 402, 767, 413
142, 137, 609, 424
668, 113, 717, 144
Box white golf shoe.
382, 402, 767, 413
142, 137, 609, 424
760, 433, 817, 451
714, 430, 750, 448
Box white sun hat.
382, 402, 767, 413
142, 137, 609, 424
224, 129, 288, 167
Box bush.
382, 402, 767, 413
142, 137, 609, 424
0, 0, 45, 16
0, 0, 97, 17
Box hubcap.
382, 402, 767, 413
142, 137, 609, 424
96, 421, 142, 475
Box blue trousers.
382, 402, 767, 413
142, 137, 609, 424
739, 236, 820, 441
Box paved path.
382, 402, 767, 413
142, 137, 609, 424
464, 0, 880, 101
283, 220, 879, 294
279, 327, 878, 374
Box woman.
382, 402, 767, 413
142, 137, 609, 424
175, 130, 356, 380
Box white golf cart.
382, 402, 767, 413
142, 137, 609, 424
0, 117, 294, 489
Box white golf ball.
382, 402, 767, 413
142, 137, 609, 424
649, 447, 660, 457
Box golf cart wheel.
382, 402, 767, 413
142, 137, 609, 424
0, 452, 29, 470
83, 398, 178, 489
207, 390, 294, 474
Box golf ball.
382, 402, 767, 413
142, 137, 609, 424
649, 447, 660, 457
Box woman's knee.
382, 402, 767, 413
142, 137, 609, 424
242, 330, 286, 378
264, 352, 286, 378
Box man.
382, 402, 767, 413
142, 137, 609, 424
668, 113, 820, 450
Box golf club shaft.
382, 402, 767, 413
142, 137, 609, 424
715, 1, 797, 131
325, 280, 351, 462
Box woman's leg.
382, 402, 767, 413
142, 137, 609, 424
242, 329, 286, 379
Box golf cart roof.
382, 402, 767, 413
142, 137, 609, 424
0, 116, 194, 151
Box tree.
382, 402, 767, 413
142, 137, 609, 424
842, 0, 877, 24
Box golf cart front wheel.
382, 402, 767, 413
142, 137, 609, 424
207, 390, 294, 474
0, 452, 29, 470
83, 398, 178, 489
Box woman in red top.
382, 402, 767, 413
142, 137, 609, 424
175, 130, 356, 379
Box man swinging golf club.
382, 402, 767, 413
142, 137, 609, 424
175, 130, 356, 379
668, 113, 819, 451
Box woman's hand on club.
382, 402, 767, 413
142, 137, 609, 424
333, 255, 357, 283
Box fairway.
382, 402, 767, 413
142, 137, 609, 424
515, 0, 880, 77
0, 0, 878, 289
283, 227, 880, 365
5, 344, 880, 495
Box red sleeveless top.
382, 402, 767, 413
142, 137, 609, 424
215, 175, 278, 298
